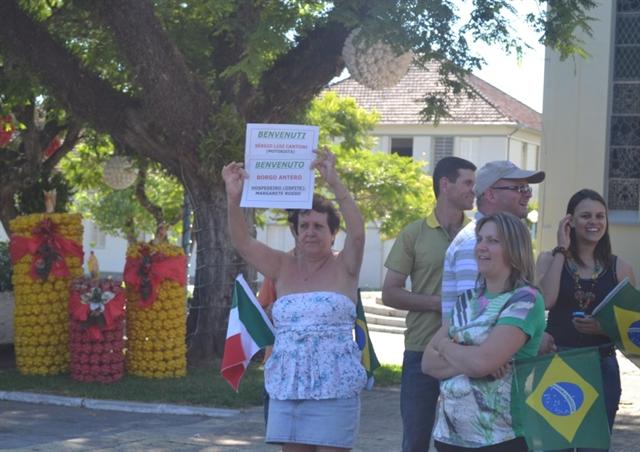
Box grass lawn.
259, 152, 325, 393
0, 355, 401, 409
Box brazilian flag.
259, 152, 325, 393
355, 289, 380, 389
513, 347, 609, 450
592, 277, 640, 368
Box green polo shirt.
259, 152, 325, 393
385, 211, 470, 351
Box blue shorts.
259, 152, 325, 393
266, 396, 360, 448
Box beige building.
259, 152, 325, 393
540, 0, 640, 275
331, 62, 542, 178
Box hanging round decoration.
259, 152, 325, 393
342, 28, 413, 90
102, 156, 138, 190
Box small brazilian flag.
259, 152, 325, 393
355, 289, 380, 390
513, 347, 609, 450
592, 277, 640, 368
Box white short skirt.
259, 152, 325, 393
266, 396, 360, 448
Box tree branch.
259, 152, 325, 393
43, 121, 82, 172
0, 1, 135, 135
249, 20, 350, 122
134, 161, 165, 229
94, 0, 213, 147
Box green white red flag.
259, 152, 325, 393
221, 274, 275, 391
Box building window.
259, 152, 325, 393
608, 1, 640, 212
390, 137, 413, 157
433, 136, 454, 165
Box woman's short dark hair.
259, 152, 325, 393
566, 189, 612, 267
287, 194, 341, 235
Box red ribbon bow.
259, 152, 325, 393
10, 218, 83, 280
69, 279, 126, 341
123, 245, 187, 308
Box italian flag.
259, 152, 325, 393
221, 274, 275, 391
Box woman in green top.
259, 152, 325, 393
423, 212, 545, 451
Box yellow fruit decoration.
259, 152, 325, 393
123, 230, 187, 379
9, 210, 83, 375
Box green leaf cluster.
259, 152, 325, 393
305, 92, 434, 239
59, 137, 184, 239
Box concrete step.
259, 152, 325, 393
365, 312, 407, 329
364, 303, 407, 318
367, 323, 406, 335
360, 291, 407, 334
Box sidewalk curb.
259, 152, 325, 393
0, 390, 240, 418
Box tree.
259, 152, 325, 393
0, 92, 81, 232
0, 0, 596, 362
59, 137, 185, 241
307, 92, 434, 239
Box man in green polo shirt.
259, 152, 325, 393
382, 156, 476, 452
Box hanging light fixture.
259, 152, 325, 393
102, 156, 138, 190
342, 28, 413, 90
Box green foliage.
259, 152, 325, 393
333, 147, 434, 240
7, 1, 596, 123
305, 92, 434, 239
198, 103, 246, 178
0, 242, 12, 292
306, 91, 379, 151
527, 0, 596, 60
59, 139, 184, 239
0, 361, 264, 408
0, 359, 402, 405
374, 363, 402, 387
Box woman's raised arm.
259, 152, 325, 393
222, 161, 285, 280
537, 214, 572, 309
312, 148, 364, 277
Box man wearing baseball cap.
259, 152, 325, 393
440, 160, 545, 319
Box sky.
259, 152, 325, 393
473, 38, 545, 112
336, 1, 547, 112
467, 1, 546, 112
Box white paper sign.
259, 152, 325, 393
241, 123, 319, 209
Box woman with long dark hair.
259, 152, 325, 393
537, 189, 637, 451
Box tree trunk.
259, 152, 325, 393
186, 180, 254, 364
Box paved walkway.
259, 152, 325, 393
1, 315, 639, 450
1, 359, 639, 452
0, 387, 401, 451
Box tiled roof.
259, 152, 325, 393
328, 62, 541, 131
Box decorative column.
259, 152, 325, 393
9, 203, 83, 375
68, 278, 126, 383
124, 241, 187, 378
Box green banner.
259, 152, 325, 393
593, 278, 640, 367
512, 347, 609, 450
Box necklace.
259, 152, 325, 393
299, 254, 332, 282
566, 257, 602, 312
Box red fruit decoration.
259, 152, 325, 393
68, 277, 126, 383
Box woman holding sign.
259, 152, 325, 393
222, 148, 367, 452
537, 189, 637, 443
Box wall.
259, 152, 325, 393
371, 124, 541, 173
540, 0, 640, 277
